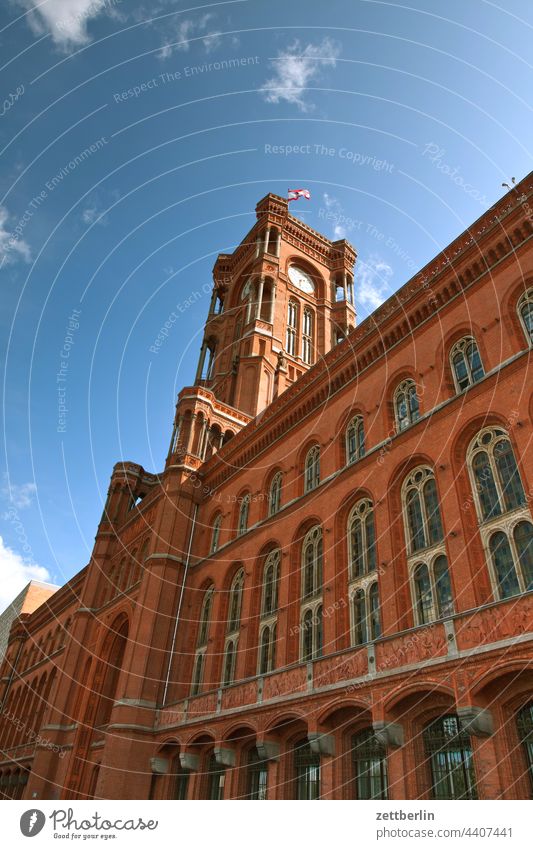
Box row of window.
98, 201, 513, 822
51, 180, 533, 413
156, 704, 533, 800
198, 427, 532, 693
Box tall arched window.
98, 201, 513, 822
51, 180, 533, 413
246, 749, 268, 799
468, 428, 526, 521
206, 752, 225, 800
262, 549, 280, 616
258, 623, 277, 675
286, 300, 298, 356
403, 467, 444, 553
402, 467, 452, 624
237, 494, 250, 536
467, 428, 532, 599
516, 702, 533, 792
348, 499, 376, 579
423, 715, 477, 799
351, 729, 387, 799
191, 653, 205, 697
394, 379, 420, 432
302, 308, 313, 364
197, 587, 214, 647
450, 336, 484, 392
302, 526, 322, 599
517, 288, 533, 345
222, 639, 237, 686
351, 581, 380, 645
227, 569, 244, 633
258, 549, 280, 674
346, 415, 365, 464
304, 445, 320, 493
300, 531, 323, 659
268, 472, 282, 516
210, 514, 222, 553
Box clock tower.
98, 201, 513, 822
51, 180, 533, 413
166, 193, 357, 469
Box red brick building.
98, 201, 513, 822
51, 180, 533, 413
1, 175, 532, 801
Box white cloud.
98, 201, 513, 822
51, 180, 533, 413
0, 536, 51, 614
16, 0, 120, 48
82, 205, 106, 226
261, 38, 340, 111
357, 254, 394, 310
158, 12, 218, 59
1, 478, 37, 510
0, 205, 31, 267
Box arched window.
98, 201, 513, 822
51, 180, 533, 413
262, 549, 280, 616
210, 514, 222, 553
304, 445, 320, 493
222, 639, 237, 686
172, 757, 190, 800
301, 606, 322, 661
423, 715, 477, 799
301, 526, 322, 599
237, 494, 250, 536
286, 300, 298, 356
346, 415, 365, 464
348, 499, 376, 579
191, 652, 205, 697
351, 729, 387, 799
268, 472, 282, 516
351, 582, 380, 645
197, 587, 214, 647
302, 308, 313, 364
394, 379, 420, 432
403, 467, 444, 554
227, 569, 244, 633
468, 428, 532, 600
413, 556, 453, 625
450, 336, 484, 392
517, 288, 533, 345
516, 702, 533, 792
468, 428, 526, 522
258, 623, 277, 675
294, 740, 320, 800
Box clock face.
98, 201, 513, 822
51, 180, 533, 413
288, 265, 315, 294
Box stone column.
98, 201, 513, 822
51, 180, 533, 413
256, 275, 265, 319
269, 283, 277, 324
195, 342, 207, 382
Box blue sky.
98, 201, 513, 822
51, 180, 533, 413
0, 0, 531, 607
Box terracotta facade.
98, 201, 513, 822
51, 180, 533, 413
1, 178, 533, 801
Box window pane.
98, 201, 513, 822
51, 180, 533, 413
369, 582, 381, 639
350, 517, 364, 577
353, 591, 367, 645
315, 606, 323, 658
407, 489, 426, 551
434, 556, 454, 617
521, 301, 533, 343
207, 755, 225, 800
415, 564, 433, 624
467, 341, 484, 383
247, 750, 268, 800
453, 351, 470, 390
494, 439, 526, 513
295, 742, 321, 800
424, 715, 477, 800
424, 478, 444, 545
173, 768, 190, 800
352, 729, 387, 799
303, 610, 314, 661
396, 391, 408, 429
517, 703, 533, 793
514, 522, 533, 590
472, 451, 501, 520
489, 531, 521, 599
408, 385, 420, 421
366, 512, 377, 573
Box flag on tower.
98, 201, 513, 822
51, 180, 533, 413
287, 188, 311, 202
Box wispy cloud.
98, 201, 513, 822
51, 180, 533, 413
157, 12, 228, 60
0, 205, 31, 267
16, 0, 122, 49
81, 202, 107, 226
261, 38, 340, 112
322, 192, 347, 238
0, 536, 51, 614
357, 254, 394, 310
1, 478, 37, 510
